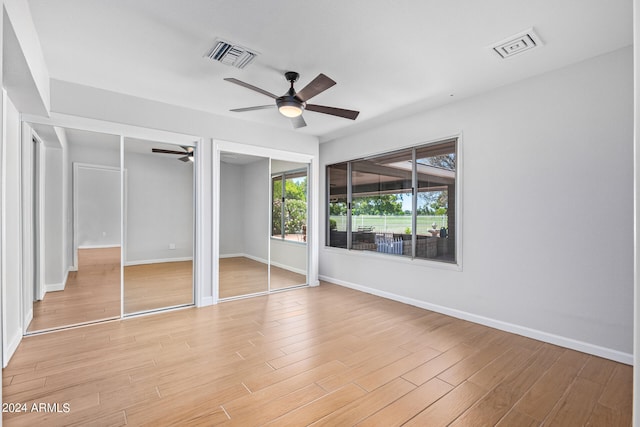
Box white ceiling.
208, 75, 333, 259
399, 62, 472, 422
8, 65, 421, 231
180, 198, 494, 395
27, 0, 632, 141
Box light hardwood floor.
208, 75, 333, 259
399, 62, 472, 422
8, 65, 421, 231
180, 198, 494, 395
4, 283, 631, 426
28, 248, 122, 332
28, 248, 193, 332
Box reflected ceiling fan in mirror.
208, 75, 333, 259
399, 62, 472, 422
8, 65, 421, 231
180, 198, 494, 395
224, 71, 360, 129
151, 146, 194, 162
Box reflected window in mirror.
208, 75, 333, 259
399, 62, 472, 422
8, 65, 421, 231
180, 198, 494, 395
271, 168, 307, 243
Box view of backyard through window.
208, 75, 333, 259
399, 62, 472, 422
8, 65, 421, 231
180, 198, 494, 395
327, 139, 457, 262
272, 170, 308, 242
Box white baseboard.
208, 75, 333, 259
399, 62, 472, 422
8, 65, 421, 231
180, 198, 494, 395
220, 253, 269, 265
199, 296, 214, 307
319, 275, 633, 365
219, 253, 245, 259
221, 254, 300, 272
244, 254, 268, 265
125, 257, 193, 266
24, 308, 34, 334
45, 282, 66, 292
270, 260, 306, 276
44, 268, 71, 293
3, 326, 22, 367
78, 244, 121, 249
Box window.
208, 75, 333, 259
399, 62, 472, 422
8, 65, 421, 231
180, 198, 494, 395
326, 138, 457, 263
272, 169, 308, 242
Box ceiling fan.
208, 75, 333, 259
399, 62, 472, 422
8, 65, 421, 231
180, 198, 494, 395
224, 71, 360, 129
151, 146, 194, 162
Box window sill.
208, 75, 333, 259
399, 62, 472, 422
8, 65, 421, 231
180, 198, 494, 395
321, 245, 462, 272
270, 237, 307, 246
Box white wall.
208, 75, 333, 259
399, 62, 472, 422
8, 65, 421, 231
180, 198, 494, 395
219, 161, 244, 256
217, 157, 271, 262
271, 159, 307, 174
242, 158, 269, 262
271, 240, 306, 276
320, 47, 634, 363
75, 165, 120, 248
68, 139, 120, 167
125, 151, 193, 264
42, 145, 64, 288
2, 93, 22, 365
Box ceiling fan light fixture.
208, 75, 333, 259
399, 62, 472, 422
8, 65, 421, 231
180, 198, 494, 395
279, 104, 303, 118
276, 97, 304, 118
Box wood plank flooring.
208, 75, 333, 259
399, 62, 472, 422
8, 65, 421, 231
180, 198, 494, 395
4, 283, 631, 426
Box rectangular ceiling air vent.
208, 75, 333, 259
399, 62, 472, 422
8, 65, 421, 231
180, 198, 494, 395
205, 39, 258, 69
490, 28, 543, 59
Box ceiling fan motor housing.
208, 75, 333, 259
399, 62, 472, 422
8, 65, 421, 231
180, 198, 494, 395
277, 81, 305, 117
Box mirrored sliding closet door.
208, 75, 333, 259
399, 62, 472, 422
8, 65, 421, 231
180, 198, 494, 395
27, 126, 122, 333
218, 152, 270, 299
122, 138, 195, 314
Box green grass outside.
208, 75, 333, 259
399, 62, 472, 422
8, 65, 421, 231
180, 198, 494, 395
329, 215, 447, 235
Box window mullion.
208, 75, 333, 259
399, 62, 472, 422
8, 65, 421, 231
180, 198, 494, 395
411, 148, 417, 259
281, 174, 286, 239
346, 161, 352, 250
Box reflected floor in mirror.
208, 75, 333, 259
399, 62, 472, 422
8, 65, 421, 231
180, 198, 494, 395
28, 247, 121, 332
219, 257, 306, 299
28, 248, 194, 332
271, 265, 307, 290
124, 261, 193, 314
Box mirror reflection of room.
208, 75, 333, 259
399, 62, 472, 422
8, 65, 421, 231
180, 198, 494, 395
270, 160, 308, 290
27, 126, 122, 333
123, 139, 195, 314
218, 152, 270, 299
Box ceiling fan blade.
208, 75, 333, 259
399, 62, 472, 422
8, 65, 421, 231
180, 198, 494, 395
291, 115, 306, 129
178, 155, 191, 162
305, 104, 360, 120
224, 78, 278, 99
295, 74, 336, 102
230, 105, 276, 112
152, 148, 187, 155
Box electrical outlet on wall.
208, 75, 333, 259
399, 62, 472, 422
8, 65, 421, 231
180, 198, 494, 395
169, 243, 176, 250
